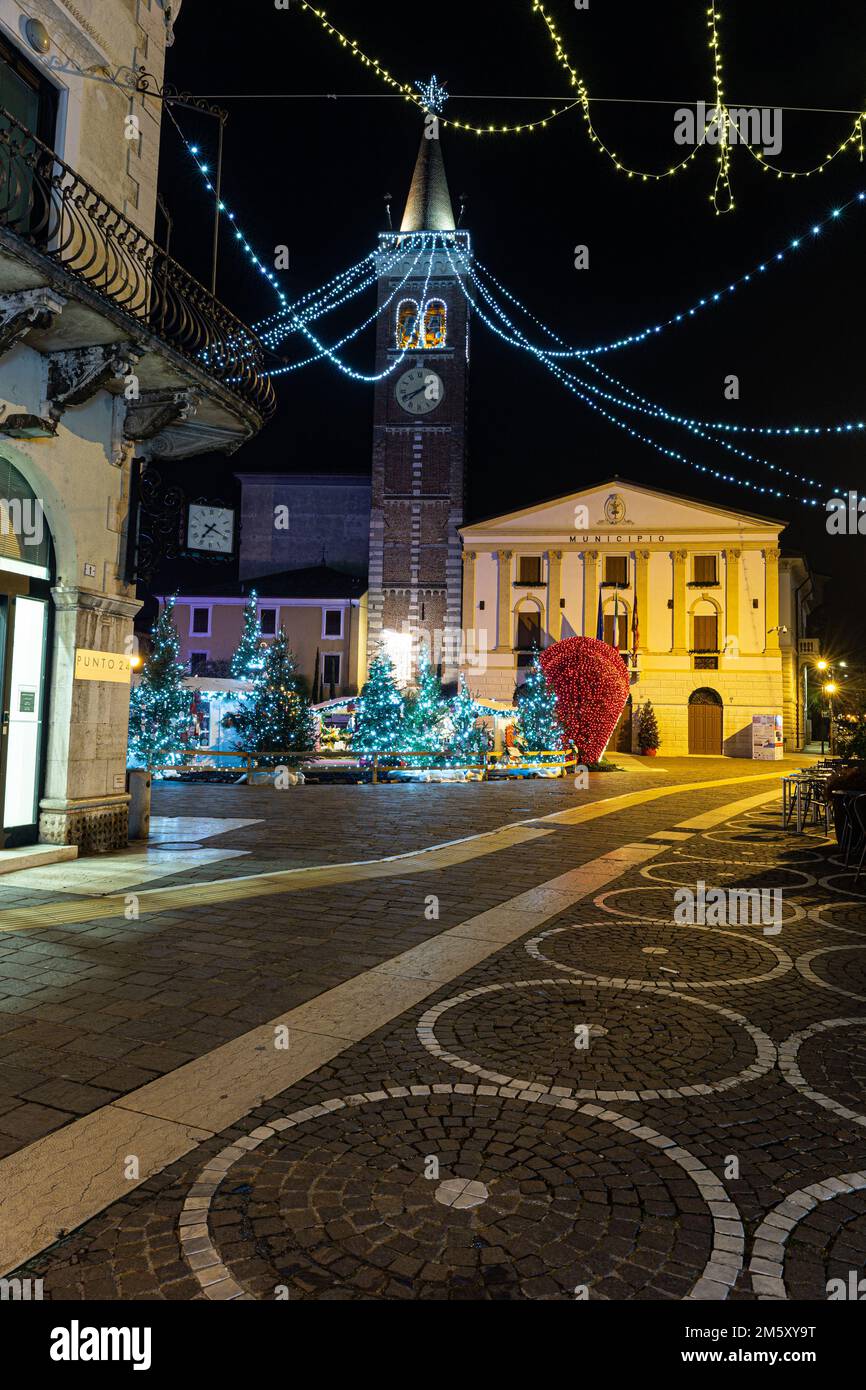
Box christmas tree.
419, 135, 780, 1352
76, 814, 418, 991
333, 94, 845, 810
128, 598, 192, 768
231, 590, 262, 679
517, 650, 565, 751
232, 627, 315, 763
403, 642, 447, 757
636, 699, 660, 753
354, 650, 405, 752
448, 676, 486, 758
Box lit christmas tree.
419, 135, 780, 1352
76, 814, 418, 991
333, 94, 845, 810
448, 676, 487, 758
232, 627, 315, 763
636, 699, 660, 753
403, 642, 447, 755
354, 650, 405, 752
231, 590, 262, 679
128, 598, 192, 768
517, 649, 565, 750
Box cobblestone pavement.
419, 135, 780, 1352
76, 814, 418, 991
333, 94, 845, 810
4, 762, 865, 1301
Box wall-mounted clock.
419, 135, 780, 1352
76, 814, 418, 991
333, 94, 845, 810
395, 366, 444, 415
187, 503, 235, 554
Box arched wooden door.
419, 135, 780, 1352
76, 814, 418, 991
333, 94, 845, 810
688, 688, 723, 754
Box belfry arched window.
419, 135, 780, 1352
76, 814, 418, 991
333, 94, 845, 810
423, 298, 447, 348
396, 299, 420, 349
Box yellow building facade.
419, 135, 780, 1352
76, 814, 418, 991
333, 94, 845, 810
460, 480, 814, 757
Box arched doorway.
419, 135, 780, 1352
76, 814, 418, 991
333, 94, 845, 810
0, 455, 54, 847
688, 687, 723, 755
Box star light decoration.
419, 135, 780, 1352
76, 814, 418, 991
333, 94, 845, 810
415, 75, 449, 117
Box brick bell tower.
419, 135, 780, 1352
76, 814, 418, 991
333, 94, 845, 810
366, 123, 470, 688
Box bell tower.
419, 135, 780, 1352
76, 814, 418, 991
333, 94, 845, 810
366, 121, 470, 687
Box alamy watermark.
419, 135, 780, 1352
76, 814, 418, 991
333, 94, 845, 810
673, 880, 782, 934
0, 497, 44, 547
826, 491, 866, 536
674, 102, 782, 157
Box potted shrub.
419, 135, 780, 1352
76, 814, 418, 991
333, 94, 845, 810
637, 700, 661, 756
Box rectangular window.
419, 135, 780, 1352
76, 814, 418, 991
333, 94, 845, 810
603, 613, 629, 648
517, 556, 542, 585
693, 554, 718, 585
604, 555, 629, 586
516, 610, 542, 650
189, 651, 208, 676
693, 614, 719, 651
323, 608, 343, 638
191, 607, 211, 636
323, 653, 341, 690
259, 607, 277, 636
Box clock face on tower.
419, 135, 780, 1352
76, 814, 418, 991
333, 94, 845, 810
395, 366, 444, 415
187, 504, 235, 554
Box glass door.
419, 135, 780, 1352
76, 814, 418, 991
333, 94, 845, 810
1, 594, 49, 844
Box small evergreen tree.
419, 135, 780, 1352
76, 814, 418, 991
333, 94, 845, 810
128, 598, 191, 768
637, 699, 661, 752
231, 590, 262, 679
448, 676, 486, 759
403, 642, 447, 755
232, 628, 315, 763
517, 650, 565, 750
354, 650, 405, 752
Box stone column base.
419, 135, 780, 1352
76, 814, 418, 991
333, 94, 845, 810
39, 795, 131, 854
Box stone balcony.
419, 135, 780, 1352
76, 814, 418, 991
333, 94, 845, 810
0, 103, 274, 460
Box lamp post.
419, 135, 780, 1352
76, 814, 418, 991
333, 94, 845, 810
823, 680, 838, 755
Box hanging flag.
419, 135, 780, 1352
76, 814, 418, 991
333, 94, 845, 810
631, 591, 639, 657
595, 586, 604, 641
612, 590, 620, 651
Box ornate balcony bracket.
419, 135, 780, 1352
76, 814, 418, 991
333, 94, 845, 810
47, 344, 142, 418
123, 389, 199, 446
0, 288, 66, 358
141, 419, 248, 461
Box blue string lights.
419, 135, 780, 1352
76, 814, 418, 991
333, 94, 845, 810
443, 241, 835, 509
471, 189, 866, 363
461, 256, 843, 496
171, 101, 855, 506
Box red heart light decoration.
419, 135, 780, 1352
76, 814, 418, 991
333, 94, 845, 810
539, 637, 630, 763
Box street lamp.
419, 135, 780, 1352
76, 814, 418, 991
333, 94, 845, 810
823, 681, 839, 755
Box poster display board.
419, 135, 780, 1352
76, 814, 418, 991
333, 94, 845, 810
752, 713, 783, 760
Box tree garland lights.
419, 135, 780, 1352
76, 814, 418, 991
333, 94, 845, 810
128, 599, 192, 770
517, 650, 565, 750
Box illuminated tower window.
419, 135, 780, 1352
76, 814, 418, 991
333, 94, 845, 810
423, 298, 447, 348
396, 299, 421, 348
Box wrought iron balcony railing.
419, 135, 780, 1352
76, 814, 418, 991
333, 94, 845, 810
0, 105, 274, 421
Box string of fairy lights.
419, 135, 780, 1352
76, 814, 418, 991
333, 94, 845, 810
295, 1, 866, 213
162, 24, 860, 507
441, 239, 832, 509
471, 188, 866, 362
458, 253, 837, 497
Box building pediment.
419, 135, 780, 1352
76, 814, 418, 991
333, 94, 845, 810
461, 478, 785, 544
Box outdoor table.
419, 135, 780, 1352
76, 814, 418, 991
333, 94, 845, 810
782, 774, 813, 832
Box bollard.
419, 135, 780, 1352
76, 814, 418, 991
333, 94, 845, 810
127, 768, 151, 841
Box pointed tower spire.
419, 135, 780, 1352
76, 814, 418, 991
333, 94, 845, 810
400, 77, 455, 232
400, 133, 456, 232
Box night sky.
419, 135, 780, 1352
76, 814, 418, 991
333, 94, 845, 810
152, 0, 866, 656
